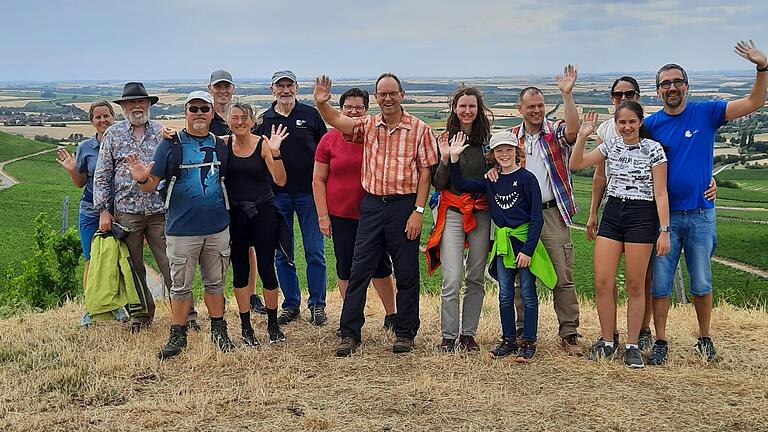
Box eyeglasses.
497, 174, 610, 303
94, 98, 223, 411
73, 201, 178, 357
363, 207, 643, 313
376, 91, 400, 100
342, 105, 366, 112
187, 106, 211, 113
657, 79, 687, 89
611, 90, 638, 99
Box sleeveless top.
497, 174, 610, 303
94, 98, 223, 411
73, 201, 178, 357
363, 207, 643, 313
225, 136, 274, 205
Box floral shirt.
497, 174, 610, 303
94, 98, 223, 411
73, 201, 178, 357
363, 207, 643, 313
93, 120, 165, 214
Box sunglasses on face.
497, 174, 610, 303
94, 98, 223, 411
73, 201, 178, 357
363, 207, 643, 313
611, 90, 638, 99
187, 106, 211, 113
657, 79, 687, 89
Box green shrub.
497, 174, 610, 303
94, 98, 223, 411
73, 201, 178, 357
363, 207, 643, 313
2, 213, 81, 311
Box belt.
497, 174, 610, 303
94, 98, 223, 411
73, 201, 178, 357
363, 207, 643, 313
367, 193, 415, 203
542, 199, 557, 210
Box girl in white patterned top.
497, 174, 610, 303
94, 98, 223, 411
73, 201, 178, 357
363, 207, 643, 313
570, 100, 671, 368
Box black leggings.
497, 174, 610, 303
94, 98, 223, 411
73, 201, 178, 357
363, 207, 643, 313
230, 202, 279, 290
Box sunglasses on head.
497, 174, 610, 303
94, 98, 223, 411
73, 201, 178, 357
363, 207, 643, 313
611, 90, 638, 99
187, 106, 211, 113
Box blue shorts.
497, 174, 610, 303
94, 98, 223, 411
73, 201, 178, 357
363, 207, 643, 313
78, 210, 99, 260
651, 208, 717, 298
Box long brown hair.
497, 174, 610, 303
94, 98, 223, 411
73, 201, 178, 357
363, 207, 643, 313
446, 85, 492, 146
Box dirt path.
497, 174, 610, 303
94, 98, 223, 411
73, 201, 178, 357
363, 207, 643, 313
0, 147, 58, 190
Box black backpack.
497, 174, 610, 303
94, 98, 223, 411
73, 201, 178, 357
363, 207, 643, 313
157, 130, 230, 210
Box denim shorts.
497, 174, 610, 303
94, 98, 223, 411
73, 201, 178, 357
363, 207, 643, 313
651, 208, 717, 298
597, 196, 659, 244
78, 210, 100, 260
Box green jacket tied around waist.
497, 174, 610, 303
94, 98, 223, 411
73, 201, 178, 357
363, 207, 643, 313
490, 224, 557, 289
85, 233, 147, 320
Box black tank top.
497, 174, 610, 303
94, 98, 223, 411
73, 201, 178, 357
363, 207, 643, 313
225, 136, 274, 204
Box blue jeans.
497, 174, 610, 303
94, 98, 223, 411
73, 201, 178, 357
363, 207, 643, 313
78, 210, 100, 260
274, 192, 327, 309
652, 208, 717, 298
496, 256, 538, 341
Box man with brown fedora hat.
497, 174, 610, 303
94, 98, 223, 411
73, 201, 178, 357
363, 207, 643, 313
94, 81, 198, 332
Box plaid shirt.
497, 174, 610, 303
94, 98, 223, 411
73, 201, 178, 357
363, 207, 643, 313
352, 111, 438, 196
93, 120, 165, 215
512, 120, 578, 225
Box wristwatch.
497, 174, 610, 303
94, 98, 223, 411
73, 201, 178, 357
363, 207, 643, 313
659, 225, 670, 233
414, 205, 425, 214
757, 64, 768, 72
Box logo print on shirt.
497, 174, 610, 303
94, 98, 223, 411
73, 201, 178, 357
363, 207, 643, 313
684, 129, 699, 138
296, 119, 307, 127
495, 192, 519, 210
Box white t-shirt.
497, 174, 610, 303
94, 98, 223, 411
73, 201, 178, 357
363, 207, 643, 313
523, 131, 556, 203
597, 136, 667, 201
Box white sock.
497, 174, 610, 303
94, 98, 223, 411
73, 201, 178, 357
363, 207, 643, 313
604, 341, 614, 348
626, 343, 639, 350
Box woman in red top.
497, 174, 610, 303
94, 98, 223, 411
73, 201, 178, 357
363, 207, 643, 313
313, 88, 397, 336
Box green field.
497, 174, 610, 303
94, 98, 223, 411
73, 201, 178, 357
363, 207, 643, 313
0, 131, 56, 161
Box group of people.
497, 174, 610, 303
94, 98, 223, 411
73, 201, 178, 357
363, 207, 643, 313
59, 39, 767, 367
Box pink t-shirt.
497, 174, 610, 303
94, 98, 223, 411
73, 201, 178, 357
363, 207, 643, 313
314, 129, 366, 219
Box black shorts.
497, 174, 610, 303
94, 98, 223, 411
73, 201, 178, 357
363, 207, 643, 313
330, 215, 392, 281
597, 196, 659, 244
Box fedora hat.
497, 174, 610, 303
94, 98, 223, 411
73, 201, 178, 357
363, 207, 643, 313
113, 82, 159, 105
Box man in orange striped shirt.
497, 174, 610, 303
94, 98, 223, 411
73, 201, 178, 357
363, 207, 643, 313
314, 73, 438, 356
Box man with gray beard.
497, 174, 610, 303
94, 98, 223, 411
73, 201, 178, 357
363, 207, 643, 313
93, 82, 197, 332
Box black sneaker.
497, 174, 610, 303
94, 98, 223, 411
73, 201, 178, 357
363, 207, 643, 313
695, 337, 718, 362
336, 337, 360, 357
638, 328, 654, 351
249, 294, 267, 315
277, 308, 300, 325
588, 340, 616, 361
210, 320, 235, 352
188, 319, 202, 333
489, 337, 517, 359
309, 307, 327, 326
242, 326, 260, 347
438, 338, 456, 353
648, 341, 669, 365
515, 340, 536, 363
267, 323, 286, 343
624, 346, 644, 368
383, 314, 397, 332
157, 324, 188, 360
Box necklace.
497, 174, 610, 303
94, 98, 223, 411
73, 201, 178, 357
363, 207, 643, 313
232, 137, 256, 157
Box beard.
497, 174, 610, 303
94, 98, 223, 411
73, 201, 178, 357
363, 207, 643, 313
191, 122, 207, 131
663, 92, 683, 109
124, 107, 150, 126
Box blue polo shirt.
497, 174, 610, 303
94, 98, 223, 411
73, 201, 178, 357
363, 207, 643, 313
75, 135, 101, 214
254, 101, 327, 193
645, 100, 727, 211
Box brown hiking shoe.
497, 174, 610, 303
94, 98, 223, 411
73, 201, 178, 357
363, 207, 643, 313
438, 338, 456, 353
336, 337, 360, 357
561, 334, 584, 356
392, 337, 415, 354
458, 335, 480, 352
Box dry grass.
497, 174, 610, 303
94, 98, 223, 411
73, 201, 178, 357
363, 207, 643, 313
1, 290, 767, 432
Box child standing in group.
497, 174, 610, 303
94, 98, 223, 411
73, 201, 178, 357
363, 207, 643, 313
446, 131, 556, 362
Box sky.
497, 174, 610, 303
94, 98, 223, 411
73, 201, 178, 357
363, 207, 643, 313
2, 0, 768, 82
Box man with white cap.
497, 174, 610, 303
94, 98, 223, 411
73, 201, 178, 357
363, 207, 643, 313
127, 91, 234, 359
255, 70, 329, 326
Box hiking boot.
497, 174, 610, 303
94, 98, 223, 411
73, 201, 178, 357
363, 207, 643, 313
588, 340, 616, 361
157, 324, 188, 360
458, 335, 480, 352
250, 294, 267, 315
383, 314, 397, 332
695, 337, 718, 363
392, 337, 415, 354
515, 340, 537, 363
624, 346, 644, 368
336, 337, 360, 357
638, 328, 654, 351
309, 306, 327, 326
188, 319, 202, 333
242, 326, 260, 347
267, 323, 286, 344
277, 308, 300, 325
489, 337, 518, 359
210, 320, 235, 353
648, 341, 669, 365
561, 334, 584, 356
438, 338, 456, 353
